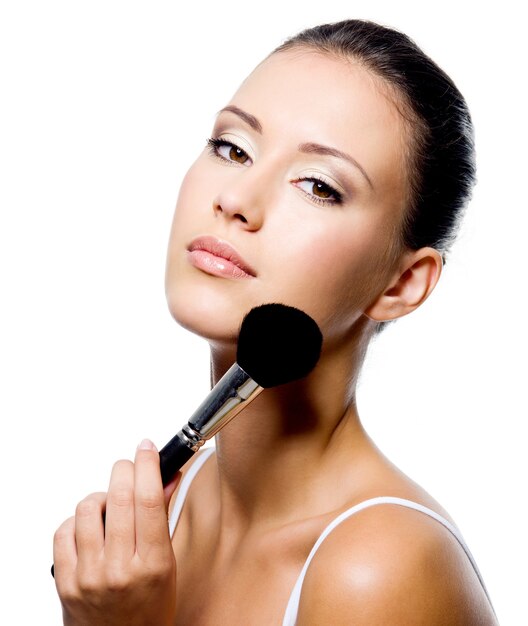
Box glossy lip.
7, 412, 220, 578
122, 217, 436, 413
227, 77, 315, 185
187, 235, 257, 278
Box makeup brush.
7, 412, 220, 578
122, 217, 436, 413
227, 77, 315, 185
159, 303, 323, 484
51, 303, 322, 578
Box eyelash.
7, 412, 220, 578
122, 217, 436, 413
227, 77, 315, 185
205, 136, 343, 207
207, 137, 248, 167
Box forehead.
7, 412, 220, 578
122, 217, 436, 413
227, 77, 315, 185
228, 49, 409, 201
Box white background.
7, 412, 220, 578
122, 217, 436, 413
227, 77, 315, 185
1, 1, 525, 624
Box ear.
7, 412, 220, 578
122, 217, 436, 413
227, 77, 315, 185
364, 247, 443, 322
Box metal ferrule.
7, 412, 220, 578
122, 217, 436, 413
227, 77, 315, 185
179, 423, 205, 451
187, 363, 263, 440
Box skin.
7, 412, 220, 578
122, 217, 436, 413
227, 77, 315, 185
54, 49, 498, 624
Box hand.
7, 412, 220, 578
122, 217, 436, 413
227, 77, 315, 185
53, 439, 181, 626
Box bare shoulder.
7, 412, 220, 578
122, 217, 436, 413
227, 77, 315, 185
296, 502, 498, 625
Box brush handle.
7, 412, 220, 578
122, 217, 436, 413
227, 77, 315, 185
159, 431, 196, 485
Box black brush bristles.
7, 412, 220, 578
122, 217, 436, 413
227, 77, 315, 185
236, 304, 322, 388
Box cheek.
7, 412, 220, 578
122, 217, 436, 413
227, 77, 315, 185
170, 160, 209, 230
268, 217, 394, 332
165, 162, 204, 302
166, 157, 220, 267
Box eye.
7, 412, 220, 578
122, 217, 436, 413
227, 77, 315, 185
206, 137, 251, 165
294, 176, 343, 206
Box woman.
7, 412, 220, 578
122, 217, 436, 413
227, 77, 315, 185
53, 19, 498, 625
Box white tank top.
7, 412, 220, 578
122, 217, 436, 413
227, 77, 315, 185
168, 447, 495, 625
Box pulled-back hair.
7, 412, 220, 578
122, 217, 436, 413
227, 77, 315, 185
271, 20, 476, 330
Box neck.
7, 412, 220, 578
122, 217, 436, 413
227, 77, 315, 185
207, 326, 376, 532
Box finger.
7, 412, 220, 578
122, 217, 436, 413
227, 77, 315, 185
53, 516, 77, 593
163, 471, 182, 511
134, 439, 171, 561
104, 459, 135, 563
75, 492, 107, 576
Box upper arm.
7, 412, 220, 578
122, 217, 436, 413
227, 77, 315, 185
295, 505, 498, 626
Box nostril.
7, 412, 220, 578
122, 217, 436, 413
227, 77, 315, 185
213, 201, 251, 225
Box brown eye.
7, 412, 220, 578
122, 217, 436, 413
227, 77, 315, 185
294, 177, 343, 206
207, 137, 252, 166
312, 181, 332, 198
228, 145, 249, 164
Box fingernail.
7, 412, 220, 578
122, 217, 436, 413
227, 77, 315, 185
137, 438, 156, 451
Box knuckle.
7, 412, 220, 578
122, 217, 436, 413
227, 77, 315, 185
154, 558, 176, 579
77, 571, 102, 596
108, 487, 134, 509
75, 495, 102, 519
58, 586, 83, 610
139, 492, 164, 515
104, 567, 131, 593
145, 559, 176, 586
75, 492, 106, 517
54, 517, 74, 544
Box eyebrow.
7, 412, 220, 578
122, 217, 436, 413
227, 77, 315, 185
297, 142, 373, 189
217, 105, 263, 134
216, 105, 374, 189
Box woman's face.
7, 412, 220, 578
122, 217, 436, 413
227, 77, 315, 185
165, 49, 409, 348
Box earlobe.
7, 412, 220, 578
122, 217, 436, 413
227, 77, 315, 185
364, 248, 443, 322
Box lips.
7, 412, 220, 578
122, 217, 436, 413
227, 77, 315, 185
187, 235, 257, 279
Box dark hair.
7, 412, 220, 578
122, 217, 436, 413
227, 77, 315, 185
271, 20, 476, 331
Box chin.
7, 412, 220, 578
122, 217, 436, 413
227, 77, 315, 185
165, 280, 249, 345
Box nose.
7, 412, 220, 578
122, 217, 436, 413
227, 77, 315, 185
212, 169, 268, 231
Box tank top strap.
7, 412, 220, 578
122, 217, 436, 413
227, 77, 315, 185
168, 446, 215, 538
282, 496, 495, 626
